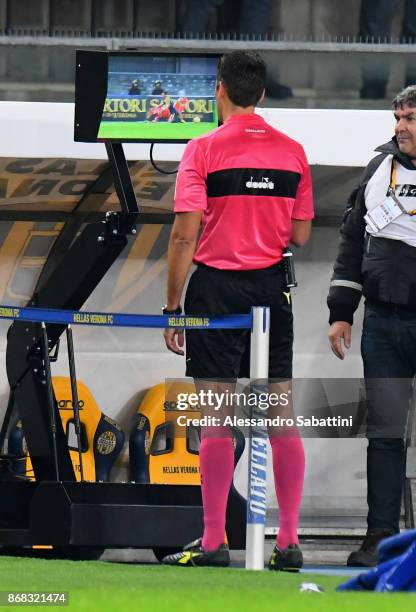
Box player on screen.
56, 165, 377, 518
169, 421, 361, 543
146, 96, 172, 122
168, 97, 190, 123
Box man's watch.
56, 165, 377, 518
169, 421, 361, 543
162, 305, 182, 315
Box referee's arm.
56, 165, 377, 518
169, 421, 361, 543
164, 139, 207, 355
290, 147, 314, 248
291, 219, 312, 247
166, 211, 202, 310
164, 210, 202, 355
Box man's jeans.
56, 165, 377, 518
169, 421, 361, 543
359, 0, 416, 93
181, 0, 272, 35
361, 301, 416, 533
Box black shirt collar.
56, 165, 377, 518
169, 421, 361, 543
375, 137, 416, 170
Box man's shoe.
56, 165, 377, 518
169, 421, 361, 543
269, 543, 303, 572
347, 530, 395, 567
161, 538, 230, 567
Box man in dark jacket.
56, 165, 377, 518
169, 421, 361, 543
328, 85, 416, 567
152, 80, 166, 96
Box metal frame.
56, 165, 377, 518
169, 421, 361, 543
4, 142, 137, 481
0, 141, 250, 555
1, 34, 416, 53
0, 28, 415, 55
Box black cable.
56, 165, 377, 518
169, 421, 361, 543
150, 143, 179, 175
66, 325, 85, 482
41, 322, 60, 481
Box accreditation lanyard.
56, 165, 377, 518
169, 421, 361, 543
388, 159, 416, 216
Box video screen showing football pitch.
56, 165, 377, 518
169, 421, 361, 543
98, 54, 218, 141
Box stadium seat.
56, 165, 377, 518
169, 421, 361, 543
7, 376, 124, 483
129, 381, 245, 485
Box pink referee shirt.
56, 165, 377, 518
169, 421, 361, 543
174, 113, 314, 270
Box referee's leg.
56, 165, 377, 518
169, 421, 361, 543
184, 266, 247, 557
267, 282, 305, 570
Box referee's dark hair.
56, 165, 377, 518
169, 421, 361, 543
217, 51, 266, 108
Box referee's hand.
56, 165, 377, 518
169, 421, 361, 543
164, 328, 185, 355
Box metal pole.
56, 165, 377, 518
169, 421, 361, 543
105, 142, 139, 215
245, 306, 270, 570
66, 325, 85, 482
0, 388, 15, 454
40, 322, 60, 481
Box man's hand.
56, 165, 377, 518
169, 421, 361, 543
328, 321, 351, 360
164, 328, 185, 356
163, 210, 202, 356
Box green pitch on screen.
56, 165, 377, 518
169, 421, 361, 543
97, 120, 218, 140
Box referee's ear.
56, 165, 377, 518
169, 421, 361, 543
257, 89, 265, 105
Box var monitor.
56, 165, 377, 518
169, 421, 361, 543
74, 50, 220, 143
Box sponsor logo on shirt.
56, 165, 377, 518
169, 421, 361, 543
245, 128, 266, 133
246, 176, 275, 190
396, 184, 416, 197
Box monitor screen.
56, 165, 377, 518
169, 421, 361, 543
75, 51, 220, 143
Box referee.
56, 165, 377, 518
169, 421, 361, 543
162, 51, 314, 569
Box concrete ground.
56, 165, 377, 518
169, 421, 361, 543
101, 538, 362, 568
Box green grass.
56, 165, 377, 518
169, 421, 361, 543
0, 557, 415, 611
97, 120, 217, 140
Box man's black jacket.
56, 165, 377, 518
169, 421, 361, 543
327, 138, 416, 324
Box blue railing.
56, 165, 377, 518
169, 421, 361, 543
0, 305, 252, 330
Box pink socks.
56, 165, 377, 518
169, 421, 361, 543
200, 436, 234, 551
198, 433, 305, 552
270, 435, 305, 550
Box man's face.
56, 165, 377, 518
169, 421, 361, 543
215, 81, 224, 123
394, 104, 416, 158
